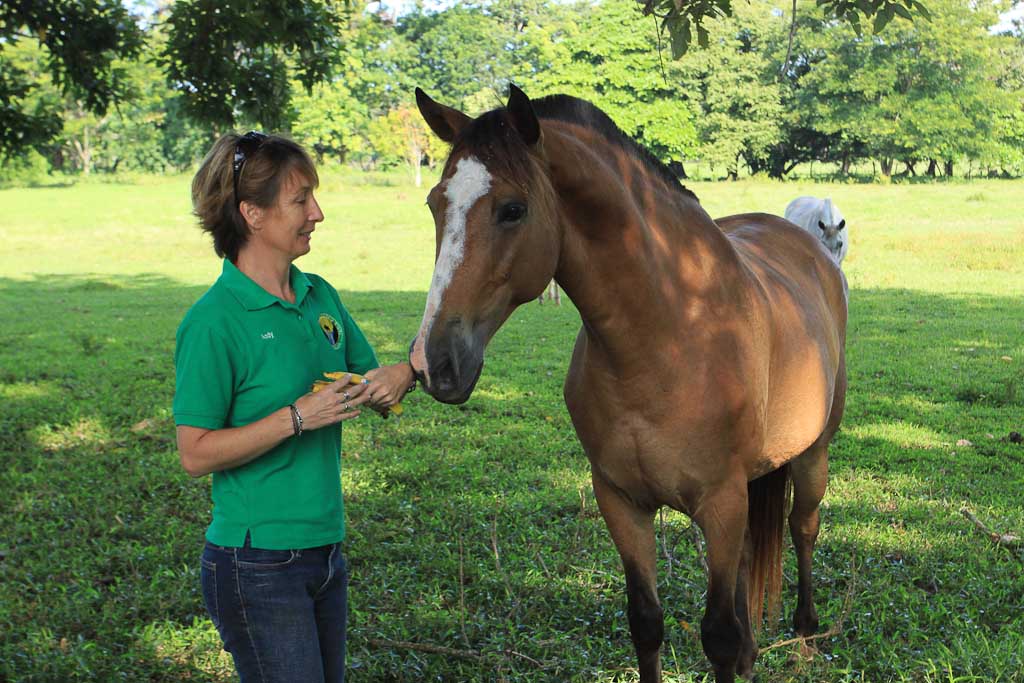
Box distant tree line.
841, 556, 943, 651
2, 0, 1021, 184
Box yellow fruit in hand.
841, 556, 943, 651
311, 372, 404, 416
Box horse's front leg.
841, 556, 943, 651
592, 473, 663, 683
694, 479, 750, 683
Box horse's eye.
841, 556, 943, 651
497, 202, 527, 225
837, 219, 846, 230
817, 220, 826, 232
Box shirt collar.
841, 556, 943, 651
220, 259, 313, 311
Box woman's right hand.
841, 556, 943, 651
293, 374, 371, 431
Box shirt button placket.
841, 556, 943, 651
297, 308, 316, 346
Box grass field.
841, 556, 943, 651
1, 173, 1022, 682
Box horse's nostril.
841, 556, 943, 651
837, 242, 843, 249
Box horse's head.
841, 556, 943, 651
817, 217, 847, 260
409, 85, 560, 403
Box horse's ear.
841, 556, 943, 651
506, 83, 540, 146
416, 87, 471, 143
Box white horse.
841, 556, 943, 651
784, 197, 848, 263
537, 280, 561, 305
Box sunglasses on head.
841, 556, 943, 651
233, 131, 268, 207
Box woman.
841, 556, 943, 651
174, 131, 414, 682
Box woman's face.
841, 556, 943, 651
252, 167, 324, 260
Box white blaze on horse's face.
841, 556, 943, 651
410, 156, 493, 383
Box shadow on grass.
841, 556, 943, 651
1, 275, 1023, 681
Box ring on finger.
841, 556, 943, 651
342, 391, 350, 400
342, 402, 351, 411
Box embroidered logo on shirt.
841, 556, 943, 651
261, 331, 274, 340
318, 313, 342, 350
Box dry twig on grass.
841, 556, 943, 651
365, 638, 548, 668
366, 638, 484, 661
759, 555, 859, 656
961, 507, 1023, 555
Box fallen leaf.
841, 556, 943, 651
1001, 356, 1013, 362
131, 418, 154, 433
956, 439, 973, 447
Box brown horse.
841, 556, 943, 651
409, 85, 847, 682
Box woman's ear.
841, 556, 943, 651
239, 201, 263, 231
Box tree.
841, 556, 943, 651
636, 0, 930, 58
2, 0, 355, 157
0, 0, 144, 156
367, 105, 447, 185
160, 0, 352, 132
2, 26, 210, 175
796, 0, 1018, 177
396, 5, 518, 111
291, 79, 369, 166
527, 1, 699, 167
674, 0, 785, 178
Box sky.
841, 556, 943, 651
991, 2, 1024, 32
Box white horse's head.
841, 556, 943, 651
817, 199, 848, 262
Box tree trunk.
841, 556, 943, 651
926, 159, 937, 176
73, 126, 92, 176
840, 154, 852, 176
879, 157, 893, 178
944, 159, 954, 177
904, 160, 916, 176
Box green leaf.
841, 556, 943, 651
873, 4, 895, 33
696, 23, 710, 49
669, 16, 692, 59
892, 3, 913, 20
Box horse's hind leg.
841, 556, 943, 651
790, 359, 844, 637
788, 441, 828, 636
592, 474, 663, 682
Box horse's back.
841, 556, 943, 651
718, 212, 845, 313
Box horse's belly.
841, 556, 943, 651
757, 353, 835, 475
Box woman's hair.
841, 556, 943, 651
191, 133, 319, 261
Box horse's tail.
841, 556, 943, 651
747, 464, 792, 633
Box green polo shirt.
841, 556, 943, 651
173, 259, 378, 549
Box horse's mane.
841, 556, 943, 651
451, 94, 699, 203
531, 95, 699, 202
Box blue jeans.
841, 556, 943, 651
200, 535, 347, 683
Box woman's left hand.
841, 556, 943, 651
362, 362, 415, 409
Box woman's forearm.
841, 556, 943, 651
177, 407, 295, 477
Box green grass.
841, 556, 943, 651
1, 173, 1023, 682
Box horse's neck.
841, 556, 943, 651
546, 126, 746, 366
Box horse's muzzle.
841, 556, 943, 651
415, 320, 485, 404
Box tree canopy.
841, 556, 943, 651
1, 0, 1021, 182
